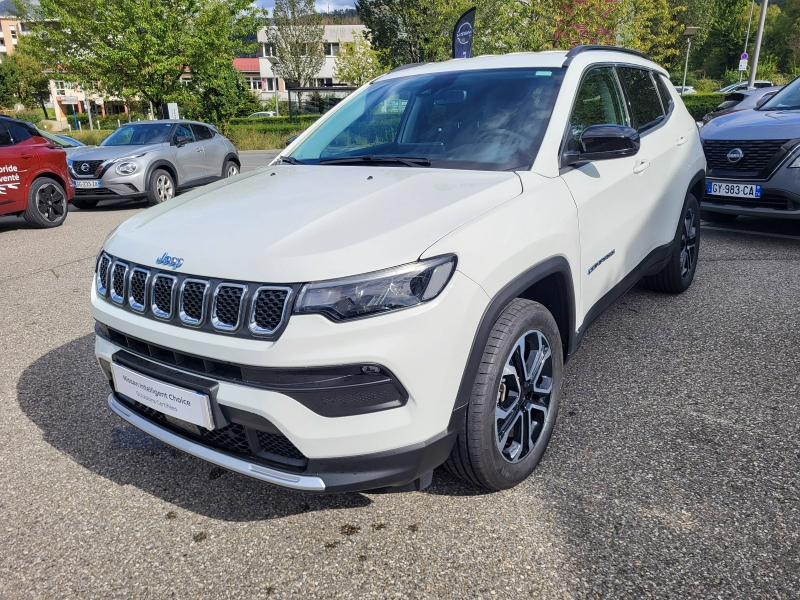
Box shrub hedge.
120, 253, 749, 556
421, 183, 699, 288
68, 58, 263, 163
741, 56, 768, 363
229, 114, 321, 126
680, 93, 724, 121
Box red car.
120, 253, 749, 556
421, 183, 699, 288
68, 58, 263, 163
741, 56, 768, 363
0, 116, 74, 228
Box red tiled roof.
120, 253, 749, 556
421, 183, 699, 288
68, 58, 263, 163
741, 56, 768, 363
233, 58, 260, 73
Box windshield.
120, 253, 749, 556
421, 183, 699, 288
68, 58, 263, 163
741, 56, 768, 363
101, 123, 173, 146
37, 129, 70, 147
759, 76, 800, 110
289, 68, 566, 171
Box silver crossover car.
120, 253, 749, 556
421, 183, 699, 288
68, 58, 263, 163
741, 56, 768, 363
67, 120, 240, 209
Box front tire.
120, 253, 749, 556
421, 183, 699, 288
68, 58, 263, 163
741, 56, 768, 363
643, 193, 700, 294
23, 177, 67, 228
71, 198, 99, 210
224, 160, 239, 178
146, 169, 175, 206
443, 299, 563, 491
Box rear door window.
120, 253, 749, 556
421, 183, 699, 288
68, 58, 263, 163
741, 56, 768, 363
191, 124, 214, 141
2, 119, 36, 143
618, 67, 665, 132
0, 122, 13, 146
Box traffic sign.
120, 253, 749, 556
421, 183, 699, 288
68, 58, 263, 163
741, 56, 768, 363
739, 59, 749, 71
741, 52, 749, 60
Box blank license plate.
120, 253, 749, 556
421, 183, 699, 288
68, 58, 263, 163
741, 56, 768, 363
111, 362, 214, 429
74, 180, 101, 189
706, 181, 761, 198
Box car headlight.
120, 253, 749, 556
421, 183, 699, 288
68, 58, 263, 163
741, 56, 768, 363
294, 255, 457, 321
116, 161, 138, 175
788, 155, 800, 168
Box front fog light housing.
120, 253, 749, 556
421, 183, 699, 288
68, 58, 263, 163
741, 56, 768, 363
116, 161, 138, 175
295, 255, 457, 321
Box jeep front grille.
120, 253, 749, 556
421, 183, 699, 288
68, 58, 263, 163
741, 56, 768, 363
95, 253, 295, 341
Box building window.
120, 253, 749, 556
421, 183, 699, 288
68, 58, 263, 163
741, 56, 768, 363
324, 43, 340, 57
54, 80, 69, 95
246, 76, 263, 91
0, 36, 5, 47
10, 26, 17, 41
265, 78, 276, 92
262, 43, 276, 57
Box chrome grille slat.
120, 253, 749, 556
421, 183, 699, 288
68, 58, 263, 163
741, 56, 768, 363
128, 267, 150, 312
249, 286, 292, 336
151, 274, 178, 320
96, 254, 111, 296
212, 284, 248, 332
110, 261, 128, 305
179, 279, 210, 327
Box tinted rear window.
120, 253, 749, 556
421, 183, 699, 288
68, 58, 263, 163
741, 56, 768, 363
0, 123, 13, 146
1, 119, 38, 142
618, 68, 665, 132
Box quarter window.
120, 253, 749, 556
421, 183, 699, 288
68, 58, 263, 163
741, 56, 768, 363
618, 67, 665, 132
654, 73, 674, 113
567, 66, 627, 151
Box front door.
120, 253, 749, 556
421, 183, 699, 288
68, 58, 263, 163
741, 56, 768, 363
171, 124, 206, 184
559, 65, 652, 324
0, 121, 34, 214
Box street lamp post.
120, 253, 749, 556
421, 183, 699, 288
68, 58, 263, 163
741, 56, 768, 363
748, 0, 770, 88
681, 27, 700, 96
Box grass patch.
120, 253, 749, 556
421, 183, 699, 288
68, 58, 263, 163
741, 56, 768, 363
67, 130, 112, 145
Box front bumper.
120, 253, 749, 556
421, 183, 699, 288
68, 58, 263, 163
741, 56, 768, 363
93, 270, 490, 491
702, 160, 800, 219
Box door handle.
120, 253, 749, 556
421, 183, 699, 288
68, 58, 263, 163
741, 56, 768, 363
677, 135, 688, 146
19, 153, 33, 159
633, 159, 651, 174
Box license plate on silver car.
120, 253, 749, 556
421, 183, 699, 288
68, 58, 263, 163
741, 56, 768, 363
706, 181, 761, 198
74, 180, 101, 189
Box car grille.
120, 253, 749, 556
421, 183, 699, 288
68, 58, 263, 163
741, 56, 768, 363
703, 139, 789, 178
73, 159, 104, 177
120, 397, 307, 470
96, 252, 295, 340
75, 188, 117, 197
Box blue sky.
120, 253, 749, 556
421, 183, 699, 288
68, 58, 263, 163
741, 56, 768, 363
257, 1, 356, 12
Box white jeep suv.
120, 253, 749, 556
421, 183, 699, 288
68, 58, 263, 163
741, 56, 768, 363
91, 46, 705, 493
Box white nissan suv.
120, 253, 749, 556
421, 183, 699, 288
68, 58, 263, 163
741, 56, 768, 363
91, 46, 705, 493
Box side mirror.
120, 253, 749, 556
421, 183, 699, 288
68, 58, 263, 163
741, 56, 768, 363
755, 94, 774, 109
174, 134, 189, 147
563, 124, 640, 167
285, 135, 299, 147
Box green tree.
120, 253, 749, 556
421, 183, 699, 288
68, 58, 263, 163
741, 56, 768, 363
187, 62, 264, 133
18, 0, 267, 115
5, 38, 54, 118
268, 0, 325, 86
334, 31, 388, 85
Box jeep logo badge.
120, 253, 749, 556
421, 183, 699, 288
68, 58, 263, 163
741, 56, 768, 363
156, 252, 184, 270
727, 148, 744, 163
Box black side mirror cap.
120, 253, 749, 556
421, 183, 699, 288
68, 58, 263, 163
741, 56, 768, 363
563, 124, 640, 167
285, 135, 299, 147
174, 134, 189, 147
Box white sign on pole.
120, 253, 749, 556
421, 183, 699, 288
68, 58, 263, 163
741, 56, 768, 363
167, 103, 179, 120
58, 96, 79, 105
739, 59, 749, 71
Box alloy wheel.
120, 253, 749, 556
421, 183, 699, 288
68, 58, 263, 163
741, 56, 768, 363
36, 183, 66, 222
680, 206, 697, 278
156, 174, 174, 202
226, 164, 239, 178
495, 329, 554, 464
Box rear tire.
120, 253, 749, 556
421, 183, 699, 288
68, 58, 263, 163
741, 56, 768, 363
699, 210, 737, 223
146, 169, 175, 206
22, 177, 68, 229
71, 198, 99, 210
443, 299, 562, 491
644, 193, 700, 294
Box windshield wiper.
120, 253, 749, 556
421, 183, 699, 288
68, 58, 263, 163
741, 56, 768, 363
277, 155, 306, 165
318, 155, 431, 167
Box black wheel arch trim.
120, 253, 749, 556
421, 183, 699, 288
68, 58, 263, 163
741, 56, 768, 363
144, 160, 179, 189
452, 256, 576, 413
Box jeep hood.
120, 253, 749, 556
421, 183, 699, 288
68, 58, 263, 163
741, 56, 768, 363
701, 108, 800, 140
105, 165, 523, 282
69, 143, 167, 162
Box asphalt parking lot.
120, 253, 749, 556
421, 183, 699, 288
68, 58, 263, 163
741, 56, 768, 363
0, 168, 798, 597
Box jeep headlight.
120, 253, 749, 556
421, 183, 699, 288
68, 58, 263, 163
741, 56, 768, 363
294, 255, 456, 321
116, 161, 138, 175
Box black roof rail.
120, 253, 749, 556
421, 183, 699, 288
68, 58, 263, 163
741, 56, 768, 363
562, 45, 649, 67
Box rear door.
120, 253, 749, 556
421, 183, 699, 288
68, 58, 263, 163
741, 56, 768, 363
191, 124, 225, 178
171, 123, 205, 183
0, 121, 34, 214
559, 66, 651, 320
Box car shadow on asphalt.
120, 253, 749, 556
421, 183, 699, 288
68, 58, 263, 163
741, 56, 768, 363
16, 334, 375, 521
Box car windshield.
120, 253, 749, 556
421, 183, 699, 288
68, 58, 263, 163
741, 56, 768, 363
101, 123, 173, 146
759, 77, 800, 110
288, 67, 566, 171
37, 129, 70, 147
